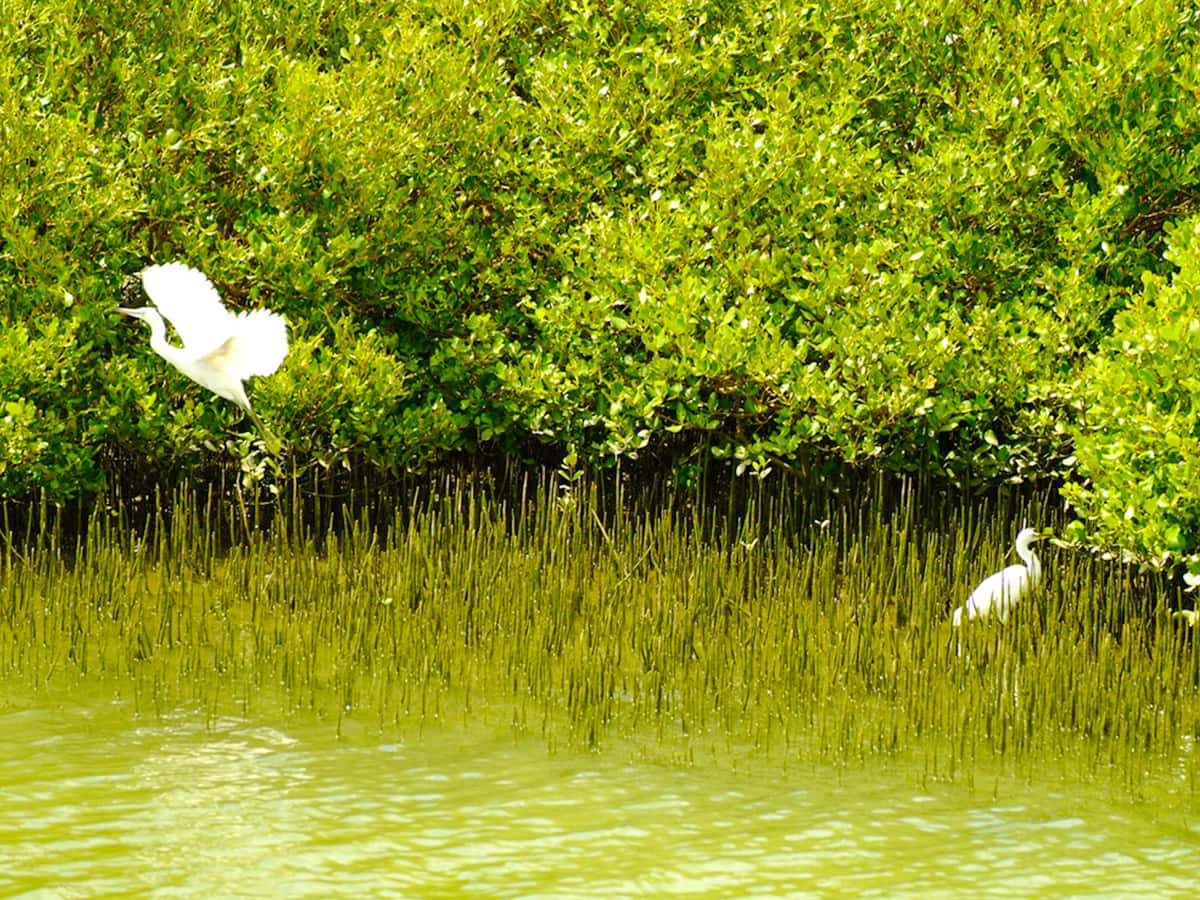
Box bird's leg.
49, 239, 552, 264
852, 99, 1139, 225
244, 405, 283, 456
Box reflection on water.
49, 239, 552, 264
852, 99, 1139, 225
1, 689, 1196, 899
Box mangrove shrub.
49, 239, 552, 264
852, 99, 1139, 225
1, 0, 1199, 561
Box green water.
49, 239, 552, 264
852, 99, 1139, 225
2, 685, 1196, 898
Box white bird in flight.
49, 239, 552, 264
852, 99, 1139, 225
952, 527, 1044, 626
117, 262, 288, 452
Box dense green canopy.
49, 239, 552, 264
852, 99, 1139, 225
1, 0, 1199, 566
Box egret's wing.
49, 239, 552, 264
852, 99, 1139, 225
199, 309, 289, 379
140, 263, 234, 354
965, 570, 1004, 616
998, 565, 1031, 600
968, 564, 1030, 622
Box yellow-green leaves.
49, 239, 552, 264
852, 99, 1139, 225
2, 0, 1199, 514
1064, 215, 1200, 567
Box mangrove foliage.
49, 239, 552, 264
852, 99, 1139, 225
2, 0, 1200, 566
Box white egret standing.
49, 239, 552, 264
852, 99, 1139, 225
117, 262, 288, 453
952, 527, 1044, 626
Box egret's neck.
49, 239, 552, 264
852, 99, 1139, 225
134, 308, 193, 378
140, 309, 183, 361
1018, 541, 1041, 585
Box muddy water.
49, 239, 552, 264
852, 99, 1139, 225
1, 685, 1195, 898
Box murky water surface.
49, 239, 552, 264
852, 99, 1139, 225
1, 686, 1196, 898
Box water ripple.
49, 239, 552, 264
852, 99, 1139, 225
0, 698, 1196, 898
